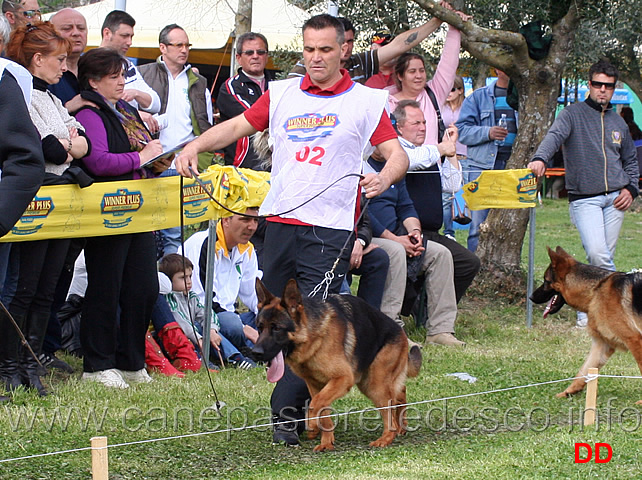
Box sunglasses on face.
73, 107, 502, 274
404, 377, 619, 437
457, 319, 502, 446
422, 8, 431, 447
21, 9, 42, 19
451, 87, 461, 92
590, 80, 616, 90
240, 49, 267, 56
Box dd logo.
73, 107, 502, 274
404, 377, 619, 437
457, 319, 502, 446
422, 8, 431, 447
574, 443, 613, 463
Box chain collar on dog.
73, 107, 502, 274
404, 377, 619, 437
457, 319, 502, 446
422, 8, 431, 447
308, 197, 371, 301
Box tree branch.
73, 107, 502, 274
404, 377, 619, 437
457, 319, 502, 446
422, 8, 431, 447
412, 0, 525, 47
412, 0, 529, 73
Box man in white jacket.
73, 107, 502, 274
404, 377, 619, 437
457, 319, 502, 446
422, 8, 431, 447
182, 208, 261, 352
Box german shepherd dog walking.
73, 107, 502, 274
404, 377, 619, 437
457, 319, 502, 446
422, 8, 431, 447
251, 279, 422, 451
531, 246, 642, 402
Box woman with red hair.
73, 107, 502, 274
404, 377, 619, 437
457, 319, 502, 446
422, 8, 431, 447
3, 21, 90, 396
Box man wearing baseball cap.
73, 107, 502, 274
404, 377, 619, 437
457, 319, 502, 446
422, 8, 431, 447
365, 29, 396, 89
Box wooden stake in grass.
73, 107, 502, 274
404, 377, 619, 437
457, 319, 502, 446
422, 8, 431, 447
584, 368, 599, 426
90, 436, 108, 480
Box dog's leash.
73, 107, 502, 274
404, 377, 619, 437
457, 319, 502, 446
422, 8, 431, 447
187, 166, 364, 219
184, 166, 373, 302
178, 175, 224, 414
0, 300, 45, 371
308, 196, 371, 301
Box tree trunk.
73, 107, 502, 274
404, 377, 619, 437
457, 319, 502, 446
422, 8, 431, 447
235, 0, 253, 36
475, 5, 580, 295
414, 0, 581, 295
474, 73, 563, 294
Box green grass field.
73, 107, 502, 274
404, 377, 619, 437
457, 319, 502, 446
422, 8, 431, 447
1, 198, 640, 479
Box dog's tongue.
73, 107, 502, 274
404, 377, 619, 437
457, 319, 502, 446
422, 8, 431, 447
266, 351, 285, 383
543, 295, 557, 319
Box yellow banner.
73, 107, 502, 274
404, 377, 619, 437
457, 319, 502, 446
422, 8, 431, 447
1, 166, 270, 243
462, 169, 537, 211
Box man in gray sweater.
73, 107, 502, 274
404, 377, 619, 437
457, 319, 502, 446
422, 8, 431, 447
528, 59, 639, 326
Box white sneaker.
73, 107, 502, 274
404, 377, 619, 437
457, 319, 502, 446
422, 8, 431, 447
576, 312, 588, 328
82, 369, 129, 389
117, 368, 153, 384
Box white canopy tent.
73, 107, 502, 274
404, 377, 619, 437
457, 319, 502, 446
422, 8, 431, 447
60, 0, 308, 50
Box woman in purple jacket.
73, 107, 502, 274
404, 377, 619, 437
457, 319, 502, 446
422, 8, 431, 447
76, 48, 168, 389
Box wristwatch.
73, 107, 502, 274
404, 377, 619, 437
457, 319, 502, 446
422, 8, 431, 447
357, 238, 366, 247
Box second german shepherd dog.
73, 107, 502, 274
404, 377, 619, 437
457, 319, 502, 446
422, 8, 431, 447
531, 246, 642, 402
251, 279, 422, 451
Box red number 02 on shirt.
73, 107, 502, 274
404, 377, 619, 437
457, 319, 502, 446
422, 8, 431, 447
295, 146, 326, 166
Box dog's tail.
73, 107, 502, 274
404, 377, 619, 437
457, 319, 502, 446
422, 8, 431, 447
407, 344, 422, 378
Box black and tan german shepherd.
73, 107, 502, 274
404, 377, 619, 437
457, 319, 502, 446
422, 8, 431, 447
251, 278, 422, 452
531, 246, 642, 402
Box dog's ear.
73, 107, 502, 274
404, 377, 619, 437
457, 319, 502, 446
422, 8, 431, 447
547, 246, 556, 259
555, 246, 570, 257
550, 246, 576, 277
549, 246, 571, 265
256, 278, 274, 307
281, 279, 303, 317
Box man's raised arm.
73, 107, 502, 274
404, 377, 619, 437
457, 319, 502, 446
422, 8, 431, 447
376, 18, 442, 66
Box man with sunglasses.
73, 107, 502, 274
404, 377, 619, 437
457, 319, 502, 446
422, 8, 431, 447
2, 0, 40, 32
217, 32, 275, 171
528, 59, 639, 327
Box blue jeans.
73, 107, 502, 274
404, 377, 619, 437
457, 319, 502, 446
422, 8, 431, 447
349, 246, 389, 310
0, 242, 11, 301
442, 192, 454, 237
193, 320, 240, 361
568, 191, 624, 271
217, 310, 256, 350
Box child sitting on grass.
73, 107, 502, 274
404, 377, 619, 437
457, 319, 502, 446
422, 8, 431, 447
158, 254, 256, 370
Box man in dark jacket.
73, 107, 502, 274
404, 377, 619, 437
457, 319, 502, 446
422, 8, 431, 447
528, 59, 639, 327
0, 60, 45, 402
139, 23, 213, 170
217, 32, 275, 170
395, 101, 480, 307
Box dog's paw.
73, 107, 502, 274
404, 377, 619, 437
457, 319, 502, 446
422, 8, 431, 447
370, 432, 396, 448
313, 442, 335, 452
555, 391, 570, 398
635, 399, 642, 405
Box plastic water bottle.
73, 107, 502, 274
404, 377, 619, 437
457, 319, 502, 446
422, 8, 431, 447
494, 114, 507, 146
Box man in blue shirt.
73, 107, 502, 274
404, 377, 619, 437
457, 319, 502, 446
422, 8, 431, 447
456, 70, 518, 252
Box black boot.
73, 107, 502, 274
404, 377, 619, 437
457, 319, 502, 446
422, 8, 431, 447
19, 311, 50, 396
0, 311, 25, 393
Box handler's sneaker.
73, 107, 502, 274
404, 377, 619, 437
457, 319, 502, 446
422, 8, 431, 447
117, 368, 153, 384
229, 354, 258, 370
38, 352, 74, 373
576, 312, 588, 328
272, 415, 301, 447
425, 333, 466, 347
82, 369, 129, 389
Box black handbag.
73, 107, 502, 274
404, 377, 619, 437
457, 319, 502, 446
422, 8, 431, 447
452, 196, 472, 225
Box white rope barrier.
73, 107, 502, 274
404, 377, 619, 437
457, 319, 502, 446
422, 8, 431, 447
1, 372, 641, 465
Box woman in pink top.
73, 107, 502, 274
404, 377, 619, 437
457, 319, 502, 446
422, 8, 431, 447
385, 26, 461, 146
